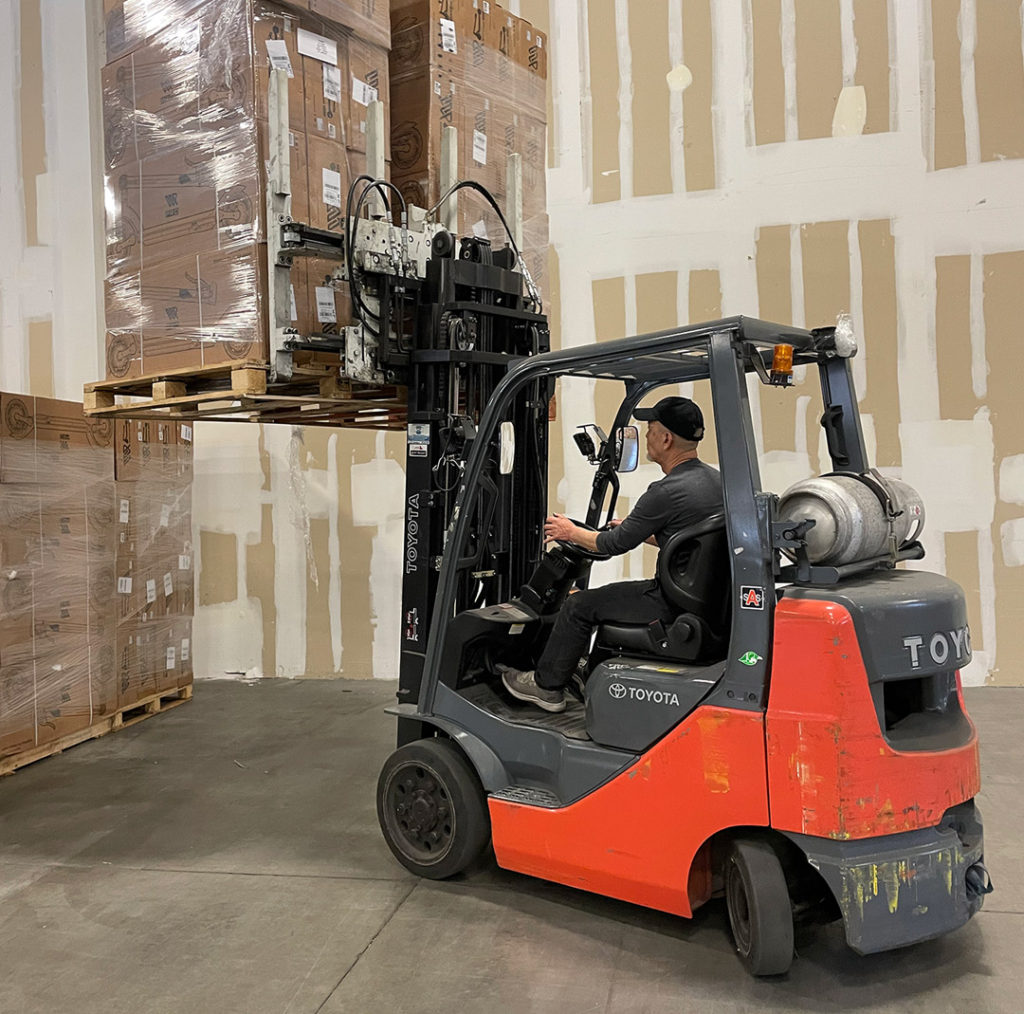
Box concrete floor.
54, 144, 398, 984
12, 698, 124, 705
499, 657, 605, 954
0, 680, 1019, 1014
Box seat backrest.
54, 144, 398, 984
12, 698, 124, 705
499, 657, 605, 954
656, 513, 731, 631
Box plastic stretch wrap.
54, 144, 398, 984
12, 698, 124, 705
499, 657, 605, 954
102, 0, 391, 379
389, 0, 549, 293
0, 396, 194, 762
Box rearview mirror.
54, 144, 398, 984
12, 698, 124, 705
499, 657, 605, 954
614, 425, 639, 473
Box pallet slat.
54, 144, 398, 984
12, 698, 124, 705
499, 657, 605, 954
84, 362, 408, 429
0, 685, 193, 777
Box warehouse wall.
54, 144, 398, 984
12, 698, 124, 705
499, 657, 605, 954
537, 0, 1024, 686
3, 0, 1023, 685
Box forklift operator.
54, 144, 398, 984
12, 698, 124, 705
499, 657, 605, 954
500, 396, 724, 713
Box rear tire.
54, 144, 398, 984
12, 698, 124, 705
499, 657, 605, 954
377, 738, 490, 880
724, 837, 795, 976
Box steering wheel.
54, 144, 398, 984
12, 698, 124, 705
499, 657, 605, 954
552, 518, 612, 562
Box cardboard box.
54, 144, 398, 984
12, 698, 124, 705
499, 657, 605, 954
254, 4, 307, 128
0, 486, 42, 570
34, 398, 114, 483
346, 35, 391, 154
257, 124, 311, 235
390, 69, 456, 210
307, 134, 354, 233
0, 569, 35, 668
0, 663, 37, 760
299, 22, 347, 143
305, 258, 353, 333
310, 0, 391, 49
35, 649, 94, 746
0, 393, 38, 484
90, 636, 119, 718
390, 0, 470, 83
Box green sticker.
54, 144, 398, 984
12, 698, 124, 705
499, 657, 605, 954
738, 651, 763, 666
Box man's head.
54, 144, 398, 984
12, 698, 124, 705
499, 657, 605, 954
634, 396, 705, 465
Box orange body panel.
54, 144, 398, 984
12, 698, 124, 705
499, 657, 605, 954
488, 706, 769, 918
766, 597, 980, 840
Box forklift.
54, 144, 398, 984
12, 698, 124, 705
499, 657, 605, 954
376, 304, 992, 975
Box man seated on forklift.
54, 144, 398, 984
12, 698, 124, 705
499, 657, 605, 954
500, 396, 725, 713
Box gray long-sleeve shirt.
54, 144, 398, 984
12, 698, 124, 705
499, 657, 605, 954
594, 459, 724, 557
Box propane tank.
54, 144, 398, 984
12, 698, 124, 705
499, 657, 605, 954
777, 474, 925, 566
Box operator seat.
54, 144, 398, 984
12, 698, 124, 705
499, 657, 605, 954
595, 513, 731, 664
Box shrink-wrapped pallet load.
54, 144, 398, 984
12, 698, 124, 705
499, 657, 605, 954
101, 0, 392, 379
0, 394, 194, 766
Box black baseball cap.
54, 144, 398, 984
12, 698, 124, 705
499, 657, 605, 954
634, 396, 705, 441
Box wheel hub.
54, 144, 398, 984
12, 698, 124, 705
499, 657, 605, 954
387, 763, 454, 860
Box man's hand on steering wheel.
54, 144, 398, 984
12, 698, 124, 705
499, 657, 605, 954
543, 513, 611, 561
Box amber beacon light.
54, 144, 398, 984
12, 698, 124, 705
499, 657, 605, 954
770, 343, 794, 386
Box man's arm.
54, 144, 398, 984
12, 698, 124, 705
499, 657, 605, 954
544, 513, 601, 551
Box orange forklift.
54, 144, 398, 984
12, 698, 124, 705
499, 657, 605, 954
376, 314, 991, 975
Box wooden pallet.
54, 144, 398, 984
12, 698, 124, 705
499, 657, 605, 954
84, 361, 409, 430
0, 685, 193, 777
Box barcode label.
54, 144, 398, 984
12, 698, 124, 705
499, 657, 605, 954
160, 504, 171, 527
178, 555, 191, 571
351, 77, 379, 107
473, 129, 487, 164
117, 576, 132, 595
166, 647, 176, 670
440, 17, 457, 53
324, 64, 342, 103
119, 499, 130, 524
181, 425, 192, 442
297, 27, 337, 65
322, 168, 342, 208
163, 572, 174, 598
315, 287, 338, 323
181, 638, 190, 662
146, 579, 157, 604
265, 39, 294, 78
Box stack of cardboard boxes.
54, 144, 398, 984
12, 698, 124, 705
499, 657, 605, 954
113, 418, 196, 710
0, 394, 194, 762
389, 0, 548, 291
100, 0, 549, 387
102, 0, 392, 379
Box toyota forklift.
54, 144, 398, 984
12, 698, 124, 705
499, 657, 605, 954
376, 302, 991, 973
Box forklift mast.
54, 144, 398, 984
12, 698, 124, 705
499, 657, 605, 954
393, 237, 551, 717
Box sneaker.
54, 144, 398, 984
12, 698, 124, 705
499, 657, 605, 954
498, 665, 566, 713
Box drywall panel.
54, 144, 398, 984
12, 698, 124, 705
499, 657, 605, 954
930, 0, 967, 169
750, 0, 785, 146
681, 0, 715, 190
587, 0, 621, 203
984, 251, 1024, 685
946, 530, 984, 652
853, 0, 890, 135
794, 0, 842, 140
629, 0, 672, 198
935, 254, 976, 421
975, 0, 1024, 163
858, 219, 900, 467
635, 271, 678, 334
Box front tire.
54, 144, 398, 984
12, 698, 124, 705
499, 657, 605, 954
724, 837, 795, 976
377, 738, 490, 879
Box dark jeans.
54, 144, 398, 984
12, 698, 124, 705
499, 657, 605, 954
535, 579, 678, 690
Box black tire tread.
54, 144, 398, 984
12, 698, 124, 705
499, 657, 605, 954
725, 837, 795, 976
377, 737, 490, 880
